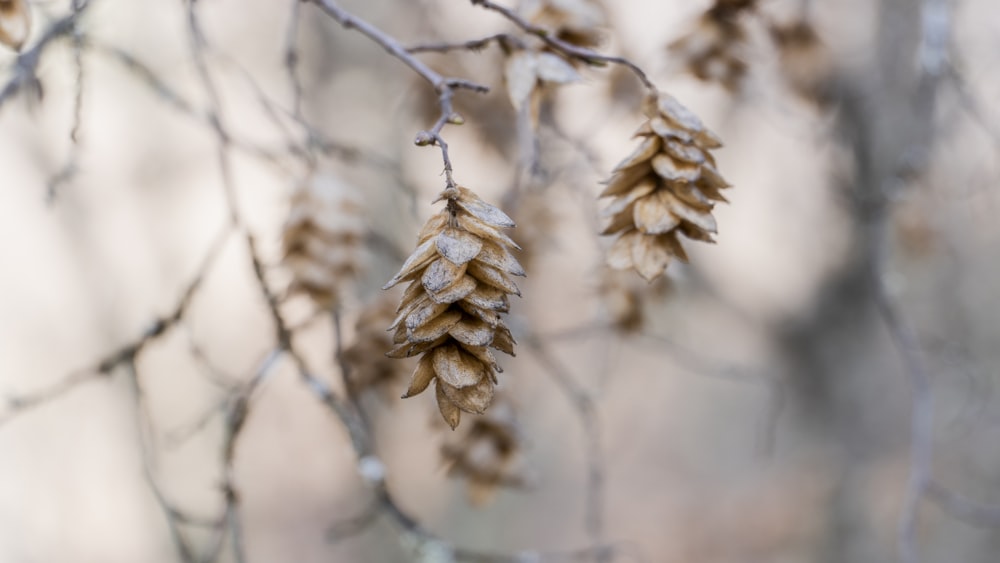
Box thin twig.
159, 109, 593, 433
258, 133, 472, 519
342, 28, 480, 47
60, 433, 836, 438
523, 332, 607, 559
0, 225, 232, 429
881, 2, 951, 562
406, 33, 518, 54
125, 358, 201, 563
925, 480, 1000, 528
468, 0, 656, 91
308, 0, 489, 187
0, 10, 84, 110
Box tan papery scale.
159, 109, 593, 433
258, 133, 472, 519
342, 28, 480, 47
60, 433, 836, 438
385, 186, 522, 429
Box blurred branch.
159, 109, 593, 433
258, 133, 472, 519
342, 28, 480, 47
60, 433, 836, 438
284, 0, 306, 121
871, 265, 934, 563
46, 2, 89, 202
925, 480, 1000, 528
0, 225, 233, 429
0, 7, 85, 111
126, 358, 202, 563
308, 0, 490, 188
523, 331, 608, 560
883, 3, 951, 563
468, 0, 656, 91
407, 33, 518, 54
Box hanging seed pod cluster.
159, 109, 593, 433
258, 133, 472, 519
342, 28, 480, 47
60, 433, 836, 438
384, 186, 523, 429
281, 173, 365, 309
668, 0, 757, 92
519, 0, 606, 49
601, 92, 731, 282
441, 396, 528, 505
343, 293, 409, 398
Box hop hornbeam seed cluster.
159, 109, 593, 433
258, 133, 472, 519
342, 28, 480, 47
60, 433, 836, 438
600, 92, 731, 282
769, 19, 834, 106
384, 186, 523, 429
519, 0, 606, 49
281, 173, 365, 309
0, 0, 31, 51
343, 293, 408, 398
441, 396, 528, 505
668, 0, 757, 92
599, 267, 672, 333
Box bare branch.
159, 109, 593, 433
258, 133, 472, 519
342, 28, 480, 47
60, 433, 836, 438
308, 0, 490, 187
523, 331, 608, 558
925, 480, 1000, 528
468, 0, 656, 91
407, 33, 518, 54
0, 225, 232, 429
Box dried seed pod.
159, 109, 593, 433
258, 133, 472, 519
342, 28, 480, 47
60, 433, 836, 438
441, 396, 528, 505
769, 19, 834, 106
668, 0, 757, 92
519, 0, 606, 49
281, 173, 365, 309
343, 293, 409, 398
504, 48, 581, 113
598, 267, 672, 334
600, 92, 731, 282
386, 186, 522, 429
0, 0, 31, 51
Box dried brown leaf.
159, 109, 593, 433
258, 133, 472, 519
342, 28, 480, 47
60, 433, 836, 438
633, 192, 681, 234
436, 383, 462, 429
402, 354, 436, 398
535, 52, 581, 84
599, 162, 652, 198
463, 284, 510, 312
443, 376, 495, 414
422, 258, 468, 294
456, 187, 516, 228
467, 261, 521, 296
612, 136, 660, 172
449, 317, 495, 347
492, 326, 517, 357
632, 234, 672, 282
405, 300, 451, 331
434, 345, 485, 388
427, 275, 478, 304
505, 51, 538, 111
384, 239, 437, 289
652, 154, 702, 182
436, 228, 484, 265
408, 309, 463, 343
665, 192, 718, 233
475, 240, 525, 277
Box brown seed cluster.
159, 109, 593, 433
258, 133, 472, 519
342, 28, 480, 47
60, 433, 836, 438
519, 0, 606, 49
441, 396, 527, 505
769, 19, 834, 106
600, 92, 731, 282
385, 186, 522, 429
668, 0, 757, 92
599, 267, 672, 334
281, 173, 365, 309
0, 0, 31, 51
343, 293, 408, 398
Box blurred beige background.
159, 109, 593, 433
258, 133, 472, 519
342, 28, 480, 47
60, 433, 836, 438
1, 0, 999, 562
